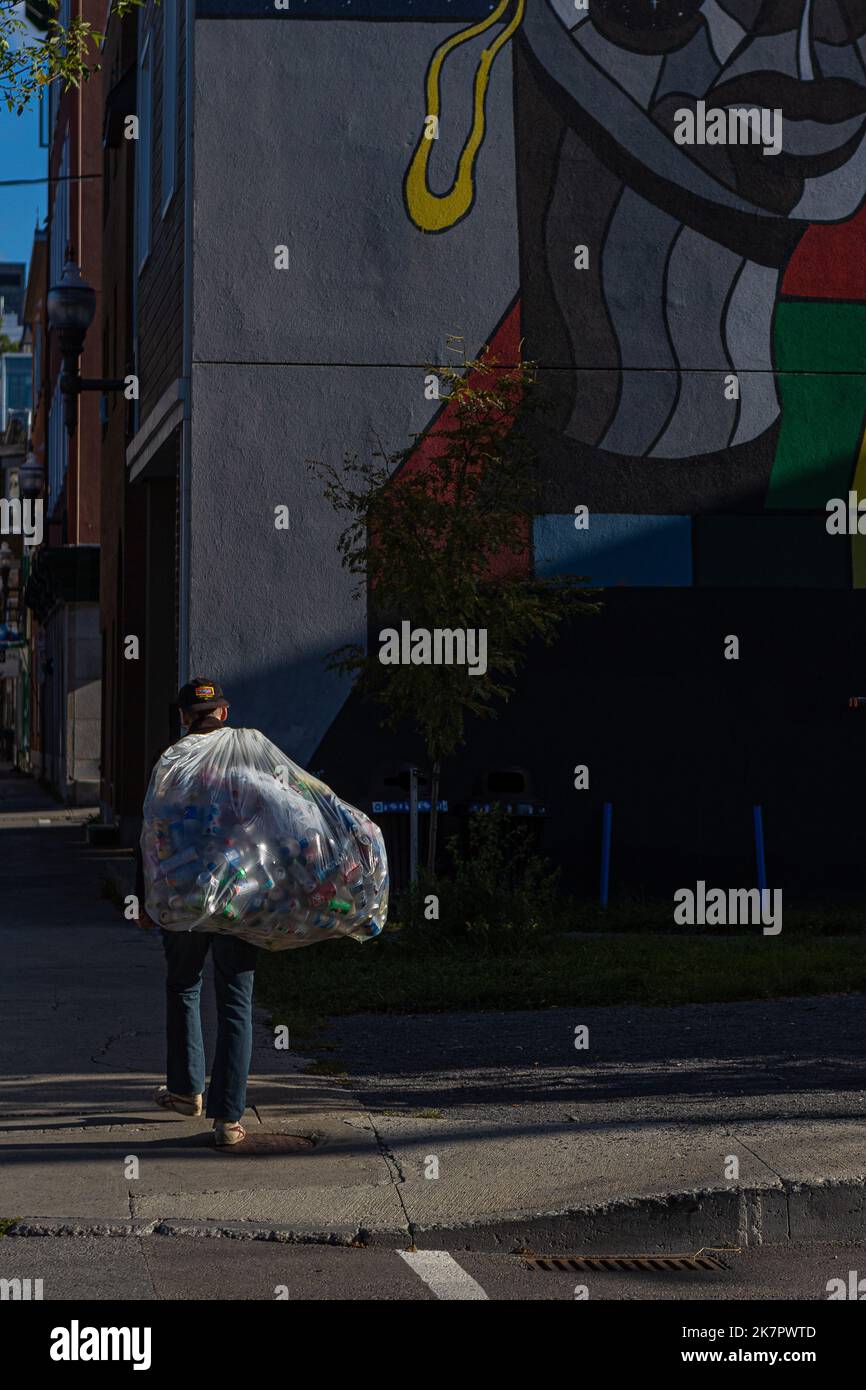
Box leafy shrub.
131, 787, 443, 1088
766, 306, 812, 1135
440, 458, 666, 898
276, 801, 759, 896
397, 806, 560, 942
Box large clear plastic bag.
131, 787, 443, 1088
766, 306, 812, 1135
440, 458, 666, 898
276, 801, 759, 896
141, 728, 388, 950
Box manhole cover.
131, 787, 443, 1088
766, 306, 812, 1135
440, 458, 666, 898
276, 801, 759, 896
216, 1132, 317, 1155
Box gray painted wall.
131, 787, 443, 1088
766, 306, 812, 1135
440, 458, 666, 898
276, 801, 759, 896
190, 19, 518, 759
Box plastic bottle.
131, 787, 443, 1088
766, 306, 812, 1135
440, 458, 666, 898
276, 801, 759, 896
297, 831, 324, 867
197, 847, 240, 886
293, 863, 318, 894
168, 820, 186, 851
230, 872, 260, 898
159, 845, 198, 874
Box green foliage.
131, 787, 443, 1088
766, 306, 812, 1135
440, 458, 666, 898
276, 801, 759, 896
402, 806, 561, 940
255, 932, 866, 1018
313, 353, 600, 765
1, 1, 149, 114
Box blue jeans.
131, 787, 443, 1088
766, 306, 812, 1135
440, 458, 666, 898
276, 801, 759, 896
162, 930, 259, 1123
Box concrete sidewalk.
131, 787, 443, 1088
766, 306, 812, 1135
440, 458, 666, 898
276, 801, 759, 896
2, 777, 866, 1253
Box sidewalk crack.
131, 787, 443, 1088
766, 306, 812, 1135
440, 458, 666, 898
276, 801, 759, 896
366, 1111, 414, 1245
137, 1232, 160, 1299
90, 1030, 141, 1068
736, 1136, 792, 1240
736, 1136, 785, 1184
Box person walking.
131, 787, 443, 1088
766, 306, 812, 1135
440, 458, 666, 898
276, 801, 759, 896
138, 679, 258, 1148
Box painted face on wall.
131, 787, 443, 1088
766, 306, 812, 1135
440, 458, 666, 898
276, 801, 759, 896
524, 0, 866, 240
511, 0, 866, 466
402, 1, 866, 475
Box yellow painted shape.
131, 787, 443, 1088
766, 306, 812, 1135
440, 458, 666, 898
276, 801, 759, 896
404, 0, 525, 233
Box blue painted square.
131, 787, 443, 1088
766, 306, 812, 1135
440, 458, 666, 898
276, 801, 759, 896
534, 514, 694, 588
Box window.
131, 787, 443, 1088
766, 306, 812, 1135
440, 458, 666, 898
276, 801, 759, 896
48, 380, 66, 513
136, 36, 153, 268
4, 357, 32, 419
47, 0, 72, 140
33, 324, 43, 407
161, 5, 178, 213
49, 134, 70, 286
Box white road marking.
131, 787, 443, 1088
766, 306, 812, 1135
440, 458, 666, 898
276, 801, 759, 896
399, 1249, 489, 1301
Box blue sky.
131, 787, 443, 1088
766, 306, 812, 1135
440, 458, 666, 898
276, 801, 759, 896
0, 6, 48, 275
0, 99, 47, 271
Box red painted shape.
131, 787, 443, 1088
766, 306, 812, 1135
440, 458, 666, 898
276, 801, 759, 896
393, 297, 531, 577
398, 298, 522, 483
782, 202, 866, 300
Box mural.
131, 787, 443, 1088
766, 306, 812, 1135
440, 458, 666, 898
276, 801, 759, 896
191, 2, 866, 881
394, 0, 866, 587
197, 4, 866, 584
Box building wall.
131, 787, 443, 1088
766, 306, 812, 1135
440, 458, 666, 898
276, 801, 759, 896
190, 9, 518, 760
129, 0, 185, 799
46, 0, 103, 548
137, 0, 185, 425
98, 0, 186, 828
188, 2, 866, 893
65, 600, 101, 791
99, 8, 147, 823
37, 0, 105, 802
23, 232, 47, 776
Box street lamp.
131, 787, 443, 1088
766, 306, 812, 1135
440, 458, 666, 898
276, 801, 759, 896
18, 446, 45, 502
46, 250, 126, 436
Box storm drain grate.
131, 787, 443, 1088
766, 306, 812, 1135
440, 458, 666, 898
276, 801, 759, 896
524, 1250, 733, 1274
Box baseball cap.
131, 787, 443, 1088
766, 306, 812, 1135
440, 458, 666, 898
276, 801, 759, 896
174, 678, 228, 712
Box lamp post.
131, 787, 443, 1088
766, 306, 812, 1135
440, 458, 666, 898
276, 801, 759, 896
19, 445, 45, 502
46, 250, 126, 436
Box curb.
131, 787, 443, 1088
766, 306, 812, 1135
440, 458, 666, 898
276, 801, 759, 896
5, 1218, 383, 1246
404, 1182, 866, 1253
7, 1179, 866, 1253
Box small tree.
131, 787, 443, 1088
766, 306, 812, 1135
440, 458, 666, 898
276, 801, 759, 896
314, 352, 600, 873
2, 1, 148, 115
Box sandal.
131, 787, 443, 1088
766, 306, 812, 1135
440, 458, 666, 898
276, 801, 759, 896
154, 1086, 203, 1117
214, 1120, 247, 1148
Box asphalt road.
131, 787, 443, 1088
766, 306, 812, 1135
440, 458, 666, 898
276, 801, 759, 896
2, 1237, 866, 1302
327, 997, 866, 1123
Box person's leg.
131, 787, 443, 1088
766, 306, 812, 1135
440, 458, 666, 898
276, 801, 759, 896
207, 934, 258, 1123
162, 929, 210, 1099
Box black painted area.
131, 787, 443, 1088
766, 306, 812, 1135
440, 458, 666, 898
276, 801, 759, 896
312, 588, 866, 896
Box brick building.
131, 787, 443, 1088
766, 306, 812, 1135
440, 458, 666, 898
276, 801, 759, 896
24, 0, 103, 803
99, 0, 187, 836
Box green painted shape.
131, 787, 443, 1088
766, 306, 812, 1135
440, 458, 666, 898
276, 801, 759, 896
767, 301, 866, 510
